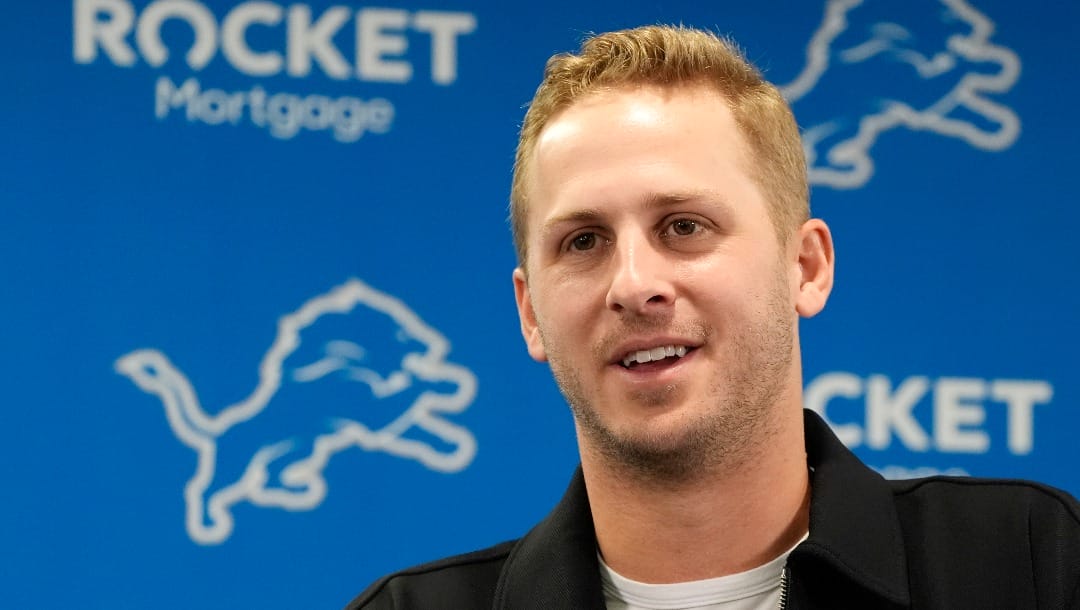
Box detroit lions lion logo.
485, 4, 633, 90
115, 278, 477, 544
782, 0, 1020, 188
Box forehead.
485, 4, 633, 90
525, 84, 760, 231
535, 83, 740, 156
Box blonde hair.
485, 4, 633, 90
510, 25, 808, 265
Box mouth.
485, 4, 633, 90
618, 344, 696, 369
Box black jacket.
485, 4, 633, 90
347, 410, 1080, 609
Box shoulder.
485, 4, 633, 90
888, 476, 1080, 604
889, 476, 1080, 541
343, 539, 518, 610
889, 475, 1080, 525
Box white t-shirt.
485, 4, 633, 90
598, 536, 805, 610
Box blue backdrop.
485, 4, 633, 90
3, 1, 1077, 607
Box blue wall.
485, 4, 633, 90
2, 1, 1076, 607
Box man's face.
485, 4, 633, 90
513, 84, 817, 475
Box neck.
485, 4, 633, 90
580, 407, 809, 584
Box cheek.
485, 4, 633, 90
542, 269, 606, 308
680, 258, 744, 303
687, 266, 778, 318
532, 286, 605, 353
535, 295, 588, 335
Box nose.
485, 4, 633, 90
604, 233, 676, 315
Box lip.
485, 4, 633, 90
607, 336, 702, 366
608, 344, 698, 386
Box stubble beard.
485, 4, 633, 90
544, 276, 795, 486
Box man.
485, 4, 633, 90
347, 25, 1080, 609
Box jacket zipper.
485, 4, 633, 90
778, 565, 789, 609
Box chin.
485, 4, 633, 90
582, 408, 717, 477
576, 388, 772, 480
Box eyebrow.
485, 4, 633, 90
539, 208, 604, 241
642, 190, 727, 209
539, 189, 733, 240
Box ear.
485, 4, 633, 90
513, 267, 548, 362
792, 219, 835, 318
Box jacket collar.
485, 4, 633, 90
493, 409, 911, 608
798, 409, 910, 606
493, 465, 606, 609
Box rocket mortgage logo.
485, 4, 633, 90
73, 0, 478, 143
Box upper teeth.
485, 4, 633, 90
622, 345, 689, 367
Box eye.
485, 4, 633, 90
669, 218, 699, 236
570, 232, 597, 251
